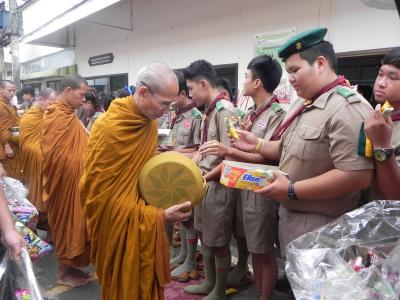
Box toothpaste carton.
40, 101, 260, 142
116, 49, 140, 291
220, 160, 284, 190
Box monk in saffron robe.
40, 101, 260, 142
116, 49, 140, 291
0, 80, 22, 181
20, 88, 56, 221
41, 75, 91, 287
80, 62, 192, 300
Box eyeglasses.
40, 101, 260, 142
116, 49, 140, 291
140, 81, 172, 108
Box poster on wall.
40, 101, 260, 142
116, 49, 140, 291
255, 27, 296, 105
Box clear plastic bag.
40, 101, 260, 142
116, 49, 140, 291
2, 177, 38, 230
0, 248, 44, 300
286, 200, 400, 300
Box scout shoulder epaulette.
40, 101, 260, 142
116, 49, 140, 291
336, 86, 356, 99
236, 108, 246, 118
271, 102, 283, 113
191, 107, 203, 119
216, 100, 233, 111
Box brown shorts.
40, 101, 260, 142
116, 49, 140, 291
278, 206, 335, 257
194, 181, 236, 247
242, 190, 279, 254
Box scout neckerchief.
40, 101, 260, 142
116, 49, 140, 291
169, 102, 196, 129
242, 95, 278, 131
201, 92, 225, 144
392, 111, 400, 122
270, 75, 349, 141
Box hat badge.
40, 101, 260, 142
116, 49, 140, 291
296, 41, 302, 50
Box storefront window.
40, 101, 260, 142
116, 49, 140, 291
86, 73, 128, 94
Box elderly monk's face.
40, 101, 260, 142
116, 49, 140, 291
374, 64, 400, 106
285, 53, 321, 100
0, 82, 16, 102
137, 81, 178, 120
64, 83, 90, 109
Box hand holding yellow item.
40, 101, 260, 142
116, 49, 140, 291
364, 101, 393, 157
225, 117, 239, 139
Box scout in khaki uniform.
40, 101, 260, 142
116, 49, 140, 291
216, 78, 246, 122
183, 60, 237, 300
169, 72, 202, 282
232, 28, 374, 257
200, 55, 286, 299
169, 72, 202, 158
364, 47, 400, 200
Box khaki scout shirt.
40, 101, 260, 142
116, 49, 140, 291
279, 86, 374, 217
170, 109, 201, 149
198, 99, 236, 174
245, 99, 286, 140
369, 120, 400, 200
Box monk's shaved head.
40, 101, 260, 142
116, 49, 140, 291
136, 62, 178, 95
0, 80, 15, 89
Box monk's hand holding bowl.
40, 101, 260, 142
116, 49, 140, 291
164, 201, 192, 223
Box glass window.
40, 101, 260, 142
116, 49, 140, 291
110, 74, 128, 92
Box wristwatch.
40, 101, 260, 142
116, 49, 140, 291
373, 147, 394, 162
288, 182, 297, 200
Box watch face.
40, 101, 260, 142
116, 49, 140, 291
375, 150, 386, 161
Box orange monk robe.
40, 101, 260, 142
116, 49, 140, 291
41, 99, 90, 267
0, 96, 22, 180
80, 96, 170, 300
20, 106, 45, 212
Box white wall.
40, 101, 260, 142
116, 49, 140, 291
74, 0, 400, 87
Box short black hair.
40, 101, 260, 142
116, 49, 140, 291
0, 80, 15, 89
217, 78, 235, 102
175, 71, 189, 95
111, 88, 130, 100
60, 74, 88, 91
103, 93, 113, 111
183, 60, 218, 87
382, 47, 400, 69
85, 88, 100, 110
22, 86, 35, 97
292, 41, 337, 72
247, 55, 282, 93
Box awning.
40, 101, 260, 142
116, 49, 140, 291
23, 0, 122, 45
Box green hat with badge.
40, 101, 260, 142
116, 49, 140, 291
278, 27, 328, 60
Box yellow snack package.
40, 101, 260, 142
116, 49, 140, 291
220, 160, 285, 190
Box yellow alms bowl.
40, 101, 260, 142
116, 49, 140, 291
138, 151, 206, 209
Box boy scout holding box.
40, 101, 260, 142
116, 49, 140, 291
364, 47, 400, 200
183, 60, 237, 299
232, 28, 374, 255
200, 55, 285, 299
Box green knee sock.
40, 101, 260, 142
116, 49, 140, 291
204, 254, 231, 300
227, 235, 249, 284
184, 244, 215, 295
170, 226, 187, 265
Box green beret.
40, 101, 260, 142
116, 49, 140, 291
278, 27, 328, 60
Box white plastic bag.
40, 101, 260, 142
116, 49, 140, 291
286, 200, 400, 300
0, 248, 44, 300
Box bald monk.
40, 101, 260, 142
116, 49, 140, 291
80, 62, 192, 300
20, 88, 56, 238
0, 80, 22, 181
41, 74, 91, 287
